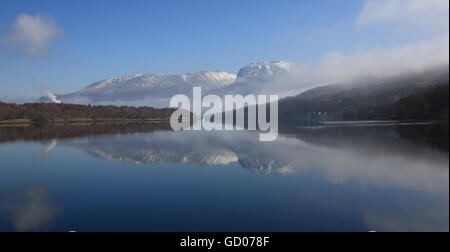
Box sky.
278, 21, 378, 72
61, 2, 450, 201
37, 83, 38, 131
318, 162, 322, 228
0, 0, 448, 99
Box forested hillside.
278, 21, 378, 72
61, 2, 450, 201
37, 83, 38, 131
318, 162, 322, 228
396, 84, 449, 120
278, 67, 449, 123
0, 103, 175, 124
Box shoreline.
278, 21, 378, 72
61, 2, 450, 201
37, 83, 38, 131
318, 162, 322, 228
0, 118, 171, 127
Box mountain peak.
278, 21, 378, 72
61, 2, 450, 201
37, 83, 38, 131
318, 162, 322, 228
237, 61, 299, 81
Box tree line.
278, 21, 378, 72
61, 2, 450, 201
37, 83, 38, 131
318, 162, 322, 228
396, 84, 449, 120
0, 103, 176, 123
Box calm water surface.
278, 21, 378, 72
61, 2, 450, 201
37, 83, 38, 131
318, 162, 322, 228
0, 123, 448, 232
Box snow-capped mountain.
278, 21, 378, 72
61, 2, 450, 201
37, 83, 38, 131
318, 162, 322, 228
49, 61, 300, 107
214, 61, 304, 97
84, 71, 236, 92
237, 61, 298, 81
57, 71, 237, 106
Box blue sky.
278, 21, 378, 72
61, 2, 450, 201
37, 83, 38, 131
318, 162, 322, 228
0, 0, 448, 98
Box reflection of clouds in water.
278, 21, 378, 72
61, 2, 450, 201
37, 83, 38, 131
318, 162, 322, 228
363, 207, 449, 232
34, 140, 58, 162
0, 187, 63, 232
316, 146, 448, 193
263, 135, 449, 193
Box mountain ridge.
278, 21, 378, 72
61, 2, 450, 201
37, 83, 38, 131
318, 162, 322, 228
42, 61, 298, 106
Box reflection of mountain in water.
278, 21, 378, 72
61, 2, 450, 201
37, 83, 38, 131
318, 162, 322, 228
61, 131, 295, 173
3, 123, 447, 233
63, 134, 239, 166
233, 146, 293, 174
55, 123, 449, 182
83, 144, 239, 166
237, 157, 292, 174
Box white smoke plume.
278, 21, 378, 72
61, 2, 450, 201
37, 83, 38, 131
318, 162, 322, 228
34, 82, 62, 104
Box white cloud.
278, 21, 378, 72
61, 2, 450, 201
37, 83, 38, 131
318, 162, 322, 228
316, 34, 449, 83
320, 0, 449, 85
245, 35, 449, 97
278, 0, 450, 93
1, 14, 63, 56
356, 0, 449, 31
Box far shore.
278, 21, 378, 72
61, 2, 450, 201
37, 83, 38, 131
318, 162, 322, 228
0, 118, 171, 127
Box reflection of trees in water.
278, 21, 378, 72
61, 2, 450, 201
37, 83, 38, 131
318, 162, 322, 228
395, 123, 449, 153
0, 123, 172, 143
281, 122, 449, 155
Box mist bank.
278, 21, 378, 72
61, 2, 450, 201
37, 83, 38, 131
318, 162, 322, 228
227, 65, 449, 126
277, 65, 449, 124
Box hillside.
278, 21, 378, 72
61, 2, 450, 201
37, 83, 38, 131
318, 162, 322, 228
278, 66, 449, 124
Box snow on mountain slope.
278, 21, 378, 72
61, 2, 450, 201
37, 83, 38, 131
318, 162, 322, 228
57, 71, 237, 105
214, 61, 305, 98
237, 61, 298, 81
72, 71, 235, 96
53, 61, 301, 107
